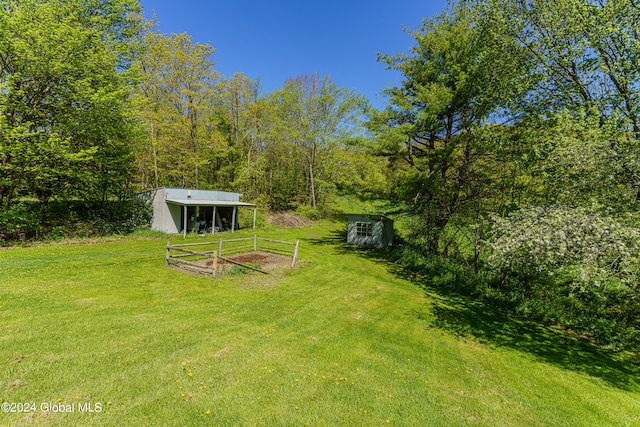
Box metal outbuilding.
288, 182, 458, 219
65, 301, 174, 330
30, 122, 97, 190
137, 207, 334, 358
136, 187, 256, 238
346, 214, 394, 248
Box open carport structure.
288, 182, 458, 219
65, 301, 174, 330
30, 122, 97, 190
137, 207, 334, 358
137, 187, 257, 238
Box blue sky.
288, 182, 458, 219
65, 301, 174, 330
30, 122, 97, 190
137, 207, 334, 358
139, 1, 449, 107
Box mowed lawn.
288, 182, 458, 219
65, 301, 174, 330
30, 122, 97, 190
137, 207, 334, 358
1, 222, 639, 426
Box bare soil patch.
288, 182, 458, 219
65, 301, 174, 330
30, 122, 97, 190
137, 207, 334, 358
189, 250, 292, 273
224, 251, 292, 270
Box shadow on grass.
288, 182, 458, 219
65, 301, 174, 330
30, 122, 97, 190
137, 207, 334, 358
303, 227, 347, 246
306, 235, 640, 392
423, 294, 639, 391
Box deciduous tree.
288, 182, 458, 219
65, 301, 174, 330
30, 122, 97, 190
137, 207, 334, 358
488, 0, 640, 135
0, 0, 142, 206
268, 74, 367, 208
372, 2, 529, 252
135, 31, 221, 188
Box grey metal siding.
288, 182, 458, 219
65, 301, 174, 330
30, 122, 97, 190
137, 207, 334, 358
163, 188, 241, 203
166, 202, 182, 233
138, 187, 248, 234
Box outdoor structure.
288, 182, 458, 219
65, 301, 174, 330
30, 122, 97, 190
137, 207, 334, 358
136, 187, 256, 238
346, 214, 394, 248
165, 236, 300, 277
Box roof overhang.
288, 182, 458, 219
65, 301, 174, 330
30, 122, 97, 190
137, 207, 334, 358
347, 213, 392, 222
166, 198, 256, 207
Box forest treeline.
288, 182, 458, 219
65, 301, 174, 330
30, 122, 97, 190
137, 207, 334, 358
0, 0, 380, 212
1, 0, 639, 348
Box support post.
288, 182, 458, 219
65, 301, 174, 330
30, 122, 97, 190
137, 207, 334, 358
183, 205, 187, 239
231, 206, 237, 233
212, 206, 217, 235
166, 241, 171, 266
292, 240, 299, 267
254, 234, 257, 251
253, 207, 257, 230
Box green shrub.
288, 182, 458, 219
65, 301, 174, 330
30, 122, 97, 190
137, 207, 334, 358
0, 198, 152, 244
391, 245, 487, 297
43, 226, 67, 241
391, 236, 640, 349
295, 204, 323, 220
0, 202, 43, 241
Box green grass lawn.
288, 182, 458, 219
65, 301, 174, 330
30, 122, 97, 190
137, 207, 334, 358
1, 222, 638, 426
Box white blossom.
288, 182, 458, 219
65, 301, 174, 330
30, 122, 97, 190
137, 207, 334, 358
488, 206, 640, 290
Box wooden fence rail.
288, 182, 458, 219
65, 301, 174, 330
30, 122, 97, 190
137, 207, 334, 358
166, 241, 218, 277
216, 236, 299, 267
166, 235, 299, 277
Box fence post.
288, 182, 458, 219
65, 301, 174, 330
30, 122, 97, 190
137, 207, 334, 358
292, 240, 299, 267
166, 241, 171, 266
219, 238, 223, 256
212, 250, 218, 278
183, 206, 187, 239
254, 234, 257, 251
252, 207, 257, 230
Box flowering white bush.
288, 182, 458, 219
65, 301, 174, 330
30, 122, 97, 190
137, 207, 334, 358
488, 206, 640, 291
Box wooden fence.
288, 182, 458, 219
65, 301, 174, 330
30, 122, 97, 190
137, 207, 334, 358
165, 241, 219, 277
218, 236, 299, 267
166, 235, 299, 277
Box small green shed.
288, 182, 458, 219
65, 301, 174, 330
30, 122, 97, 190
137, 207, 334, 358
346, 214, 394, 247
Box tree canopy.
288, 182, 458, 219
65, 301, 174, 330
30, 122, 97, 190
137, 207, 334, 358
0, 0, 142, 207
370, 0, 640, 347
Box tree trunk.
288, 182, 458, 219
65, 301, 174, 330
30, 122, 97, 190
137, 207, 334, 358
152, 145, 159, 188
309, 159, 316, 209
150, 122, 159, 188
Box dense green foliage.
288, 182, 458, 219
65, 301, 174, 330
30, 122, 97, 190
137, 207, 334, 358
0, 0, 143, 207
371, 0, 640, 348
134, 32, 378, 211
0, 199, 151, 242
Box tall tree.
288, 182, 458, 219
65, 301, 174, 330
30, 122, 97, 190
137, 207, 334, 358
205, 72, 261, 192
482, 0, 640, 211
0, 0, 143, 206
135, 31, 220, 189
488, 0, 640, 135
269, 74, 367, 208
372, 2, 530, 252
